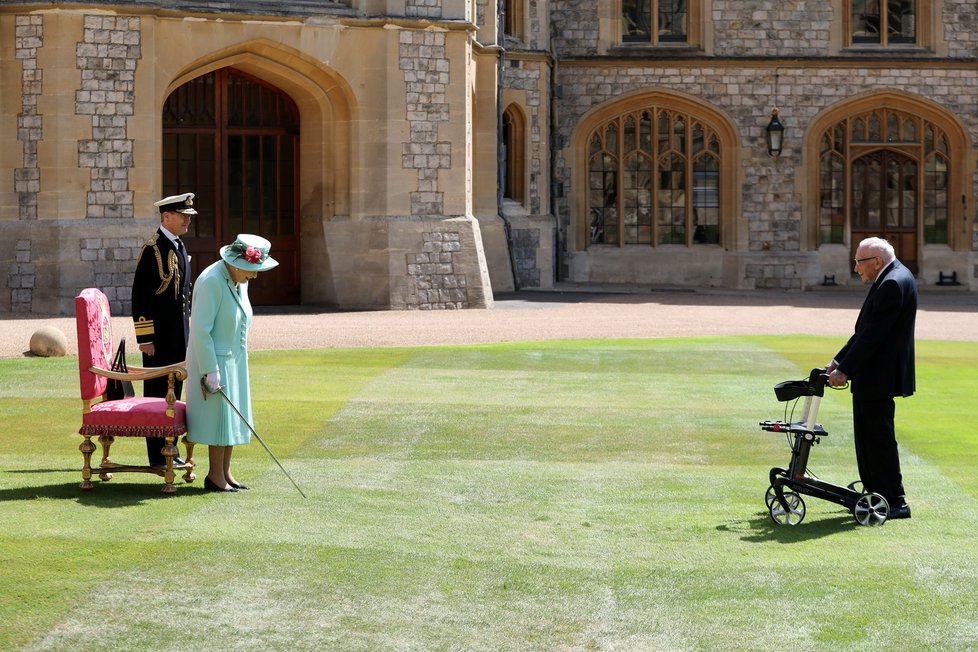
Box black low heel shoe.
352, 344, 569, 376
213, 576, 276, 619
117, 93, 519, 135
204, 476, 238, 492
228, 480, 250, 490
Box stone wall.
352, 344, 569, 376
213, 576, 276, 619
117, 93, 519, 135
946, 0, 978, 57
550, 0, 598, 56
75, 15, 140, 219
14, 15, 42, 223
711, 2, 832, 57
399, 28, 451, 217
554, 63, 978, 288
405, 231, 469, 308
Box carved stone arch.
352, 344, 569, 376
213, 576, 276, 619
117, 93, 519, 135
570, 89, 741, 251
805, 90, 974, 259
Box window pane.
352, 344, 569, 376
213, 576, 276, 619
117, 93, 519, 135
624, 153, 652, 244
622, 0, 651, 42
852, 157, 882, 229
589, 153, 618, 245
819, 153, 845, 244
888, 0, 915, 43
658, 0, 687, 42
640, 112, 652, 152
692, 155, 719, 244
924, 154, 948, 244
852, 0, 881, 43
657, 153, 685, 244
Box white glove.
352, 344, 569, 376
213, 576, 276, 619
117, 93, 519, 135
205, 370, 222, 392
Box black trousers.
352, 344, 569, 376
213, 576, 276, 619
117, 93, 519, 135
144, 351, 185, 466
852, 397, 906, 506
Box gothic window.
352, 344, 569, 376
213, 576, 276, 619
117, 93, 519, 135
587, 106, 721, 247
817, 107, 949, 274
622, 0, 688, 44
849, 0, 917, 46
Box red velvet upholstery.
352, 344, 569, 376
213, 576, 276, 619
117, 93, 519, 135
80, 397, 187, 438
75, 288, 112, 401
74, 288, 186, 438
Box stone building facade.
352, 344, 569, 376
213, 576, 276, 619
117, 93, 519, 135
2, 1, 977, 316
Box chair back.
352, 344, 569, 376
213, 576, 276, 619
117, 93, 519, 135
75, 288, 114, 401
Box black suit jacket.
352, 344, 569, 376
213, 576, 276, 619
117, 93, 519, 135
131, 228, 191, 367
836, 260, 917, 400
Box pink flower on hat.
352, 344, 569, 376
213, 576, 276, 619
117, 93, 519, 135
244, 247, 263, 264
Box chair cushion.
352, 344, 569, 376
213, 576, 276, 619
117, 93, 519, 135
80, 397, 187, 438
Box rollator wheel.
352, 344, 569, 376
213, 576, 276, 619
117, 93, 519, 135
846, 481, 864, 493
769, 491, 805, 526
764, 485, 781, 509
853, 492, 888, 526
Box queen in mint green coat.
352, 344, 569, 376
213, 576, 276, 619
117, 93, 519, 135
186, 234, 277, 492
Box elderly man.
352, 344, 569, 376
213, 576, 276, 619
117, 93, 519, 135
827, 236, 916, 520
131, 192, 195, 466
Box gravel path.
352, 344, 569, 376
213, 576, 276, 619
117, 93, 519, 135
4, 287, 978, 358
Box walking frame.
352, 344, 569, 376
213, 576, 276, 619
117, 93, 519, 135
759, 368, 890, 526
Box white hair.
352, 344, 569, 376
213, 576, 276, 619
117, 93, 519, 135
858, 237, 895, 264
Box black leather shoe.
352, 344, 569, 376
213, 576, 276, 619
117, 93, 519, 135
204, 476, 238, 493
889, 504, 912, 520
228, 480, 250, 490
173, 457, 186, 466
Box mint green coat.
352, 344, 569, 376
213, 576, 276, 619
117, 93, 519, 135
185, 261, 254, 447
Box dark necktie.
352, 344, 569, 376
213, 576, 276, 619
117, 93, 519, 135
174, 238, 187, 273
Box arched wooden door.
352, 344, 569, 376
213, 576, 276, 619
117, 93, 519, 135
851, 150, 919, 274
162, 68, 300, 305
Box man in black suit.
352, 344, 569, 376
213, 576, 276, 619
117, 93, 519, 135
132, 193, 195, 466
827, 236, 916, 520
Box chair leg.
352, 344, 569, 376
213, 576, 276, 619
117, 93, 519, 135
161, 437, 178, 494
182, 435, 197, 483
98, 435, 115, 481
80, 436, 95, 490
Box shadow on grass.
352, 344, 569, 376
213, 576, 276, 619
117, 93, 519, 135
0, 478, 203, 505
718, 512, 856, 543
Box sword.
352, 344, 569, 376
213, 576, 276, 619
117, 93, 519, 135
201, 376, 307, 498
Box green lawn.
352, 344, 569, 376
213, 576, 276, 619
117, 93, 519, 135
2, 336, 977, 651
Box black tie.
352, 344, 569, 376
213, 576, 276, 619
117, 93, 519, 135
174, 238, 187, 271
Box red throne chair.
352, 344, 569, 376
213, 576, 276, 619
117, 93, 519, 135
75, 288, 195, 494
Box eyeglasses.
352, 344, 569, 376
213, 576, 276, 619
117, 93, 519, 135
853, 256, 880, 266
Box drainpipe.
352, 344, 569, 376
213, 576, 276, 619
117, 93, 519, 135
547, 28, 560, 286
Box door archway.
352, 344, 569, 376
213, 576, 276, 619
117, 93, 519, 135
811, 92, 971, 278
851, 150, 919, 273
162, 67, 300, 305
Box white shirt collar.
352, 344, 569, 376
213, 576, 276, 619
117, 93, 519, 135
874, 259, 894, 282
159, 225, 180, 244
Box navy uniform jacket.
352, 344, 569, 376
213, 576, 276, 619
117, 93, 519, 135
131, 229, 191, 369
835, 260, 917, 400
